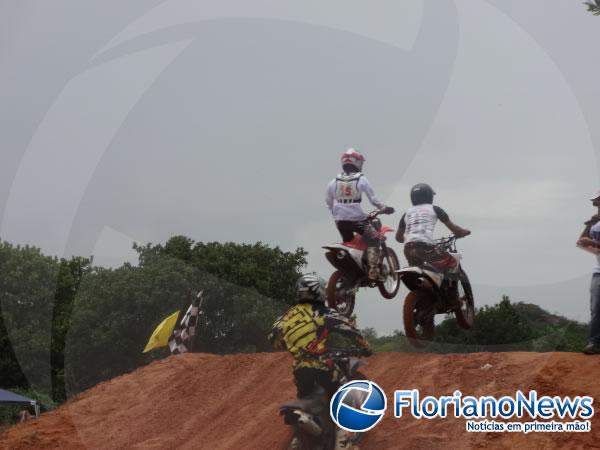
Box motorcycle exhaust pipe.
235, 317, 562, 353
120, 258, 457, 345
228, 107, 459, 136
295, 410, 323, 436
415, 277, 433, 289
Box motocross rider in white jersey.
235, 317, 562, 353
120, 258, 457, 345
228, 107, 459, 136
325, 149, 393, 281
396, 183, 470, 269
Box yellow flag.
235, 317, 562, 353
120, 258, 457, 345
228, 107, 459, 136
143, 310, 180, 353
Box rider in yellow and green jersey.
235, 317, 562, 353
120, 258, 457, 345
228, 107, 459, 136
269, 273, 371, 399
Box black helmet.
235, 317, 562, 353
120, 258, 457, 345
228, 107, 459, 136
410, 183, 435, 205
295, 273, 326, 304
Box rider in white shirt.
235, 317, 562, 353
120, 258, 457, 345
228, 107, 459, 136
325, 149, 392, 281
396, 183, 470, 268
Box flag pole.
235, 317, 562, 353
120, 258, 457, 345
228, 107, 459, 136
189, 290, 203, 352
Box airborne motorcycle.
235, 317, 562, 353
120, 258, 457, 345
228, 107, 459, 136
279, 350, 369, 450
323, 208, 400, 316
397, 235, 474, 348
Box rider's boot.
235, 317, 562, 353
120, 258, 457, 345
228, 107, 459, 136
334, 428, 352, 450
366, 247, 382, 282
295, 411, 322, 436
288, 435, 302, 450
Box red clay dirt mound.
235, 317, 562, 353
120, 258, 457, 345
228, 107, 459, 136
1, 352, 600, 449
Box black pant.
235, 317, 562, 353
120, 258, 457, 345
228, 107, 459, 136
335, 221, 378, 247
294, 368, 338, 399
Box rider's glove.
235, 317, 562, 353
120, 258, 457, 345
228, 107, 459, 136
382, 206, 395, 215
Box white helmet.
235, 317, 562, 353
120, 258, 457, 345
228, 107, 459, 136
340, 148, 365, 173
295, 274, 326, 304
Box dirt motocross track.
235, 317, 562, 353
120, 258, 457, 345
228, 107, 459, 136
2, 352, 600, 450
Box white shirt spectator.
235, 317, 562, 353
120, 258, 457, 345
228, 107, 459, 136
590, 222, 600, 274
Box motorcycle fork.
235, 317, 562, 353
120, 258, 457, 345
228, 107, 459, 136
379, 242, 387, 263
364, 241, 386, 273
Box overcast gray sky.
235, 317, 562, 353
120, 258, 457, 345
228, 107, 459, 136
2, 0, 600, 334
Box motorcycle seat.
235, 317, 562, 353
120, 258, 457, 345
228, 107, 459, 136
341, 234, 368, 251
425, 256, 457, 272
422, 262, 441, 273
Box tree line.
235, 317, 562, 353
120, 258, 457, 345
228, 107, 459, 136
0, 236, 306, 411
365, 296, 588, 353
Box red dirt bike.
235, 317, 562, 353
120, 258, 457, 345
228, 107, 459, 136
323, 208, 400, 316
397, 235, 475, 348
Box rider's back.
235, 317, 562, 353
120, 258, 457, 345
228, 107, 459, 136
271, 302, 367, 370
402, 204, 449, 244
271, 303, 328, 370
326, 172, 385, 222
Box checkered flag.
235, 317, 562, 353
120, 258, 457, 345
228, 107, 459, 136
168, 290, 204, 354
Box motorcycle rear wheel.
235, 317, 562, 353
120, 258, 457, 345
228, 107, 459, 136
377, 247, 401, 299
455, 269, 475, 329
403, 290, 435, 348
326, 270, 356, 317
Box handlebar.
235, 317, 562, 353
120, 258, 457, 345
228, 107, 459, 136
434, 232, 471, 251
434, 235, 457, 244
434, 235, 458, 251
367, 206, 395, 220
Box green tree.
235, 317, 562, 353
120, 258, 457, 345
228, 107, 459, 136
362, 296, 585, 353
0, 242, 58, 397
64, 255, 197, 394
585, 1, 600, 16
136, 236, 307, 304
50, 257, 92, 402
0, 309, 27, 389
434, 296, 536, 350
367, 329, 412, 352
63, 238, 306, 395
0, 237, 307, 401
0, 241, 93, 403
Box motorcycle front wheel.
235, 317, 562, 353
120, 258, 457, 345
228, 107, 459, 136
287, 432, 328, 450
377, 246, 401, 299
403, 290, 435, 348
326, 270, 356, 317
455, 269, 475, 329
